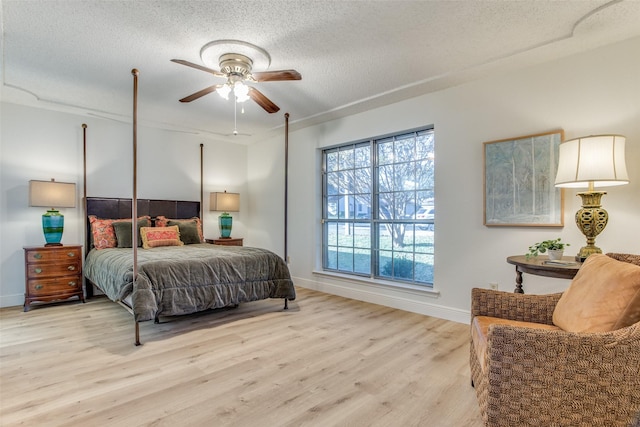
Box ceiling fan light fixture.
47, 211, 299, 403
217, 84, 231, 100
234, 82, 250, 102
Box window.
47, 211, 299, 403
322, 127, 435, 286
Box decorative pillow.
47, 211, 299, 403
89, 216, 118, 249
553, 254, 640, 332
155, 216, 204, 243
140, 226, 183, 249
112, 218, 152, 248
89, 215, 151, 249
167, 219, 201, 245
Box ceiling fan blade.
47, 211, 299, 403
248, 87, 280, 113
251, 69, 302, 82
179, 85, 221, 103
171, 59, 226, 77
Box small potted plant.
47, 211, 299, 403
526, 238, 570, 260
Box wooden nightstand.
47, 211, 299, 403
206, 238, 244, 246
23, 245, 84, 311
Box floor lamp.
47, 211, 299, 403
554, 134, 629, 261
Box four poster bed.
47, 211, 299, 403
82, 71, 295, 345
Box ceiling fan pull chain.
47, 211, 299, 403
233, 97, 238, 135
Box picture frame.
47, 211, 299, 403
484, 130, 564, 227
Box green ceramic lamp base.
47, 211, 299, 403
42, 209, 64, 246
218, 213, 233, 238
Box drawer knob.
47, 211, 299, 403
34, 268, 42, 274
35, 284, 43, 290
68, 281, 77, 287
34, 253, 42, 259
67, 252, 76, 258
67, 265, 76, 271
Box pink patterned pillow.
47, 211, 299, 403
89, 216, 118, 249
89, 215, 151, 250
140, 226, 183, 249
155, 216, 204, 243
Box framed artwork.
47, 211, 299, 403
484, 130, 564, 227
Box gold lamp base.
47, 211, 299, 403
574, 190, 608, 262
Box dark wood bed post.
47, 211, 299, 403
82, 124, 90, 298
284, 113, 289, 310
132, 69, 141, 346
200, 143, 204, 220
284, 113, 289, 262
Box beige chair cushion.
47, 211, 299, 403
553, 253, 640, 332
471, 316, 560, 370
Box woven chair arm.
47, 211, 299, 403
483, 322, 640, 423
471, 288, 562, 325
606, 252, 640, 266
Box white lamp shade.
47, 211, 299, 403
29, 180, 76, 208
555, 135, 629, 188
210, 192, 240, 212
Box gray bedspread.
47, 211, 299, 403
84, 244, 296, 322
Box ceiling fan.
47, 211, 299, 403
171, 52, 301, 114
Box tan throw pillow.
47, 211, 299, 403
155, 216, 204, 243
553, 253, 640, 332
140, 226, 184, 249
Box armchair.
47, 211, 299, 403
470, 253, 640, 427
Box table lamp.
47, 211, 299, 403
209, 191, 240, 238
554, 135, 629, 261
29, 179, 77, 246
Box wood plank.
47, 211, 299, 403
0, 288, 482, 426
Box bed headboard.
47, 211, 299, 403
85, 197, 201, 252
86, 197, 200, 220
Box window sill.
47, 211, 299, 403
311, 270, 440, 297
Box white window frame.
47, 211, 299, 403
321, 127, 435, 286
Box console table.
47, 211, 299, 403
506, 255, 582, 293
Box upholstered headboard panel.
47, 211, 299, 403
86, 197, 200, 220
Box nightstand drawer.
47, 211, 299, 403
26, 261, 80, 278
26, 248, 81, 263
27, 277, 82, 295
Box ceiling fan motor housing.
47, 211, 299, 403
219, 53, 253, 77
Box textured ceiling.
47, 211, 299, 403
2, 0, 640, 144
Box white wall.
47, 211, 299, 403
252, 37, 640, 323
0, 105, 248, 307
246, 132, 287, 255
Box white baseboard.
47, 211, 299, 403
1, 294, 25, 309
1, 286, 100, 309
293, 275, 471, 324
3, 276, 471, 325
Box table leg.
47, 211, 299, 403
514, 268, 524, 294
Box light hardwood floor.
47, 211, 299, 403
0, 287, 483, 426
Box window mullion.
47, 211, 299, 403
370, 140, 377, 279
